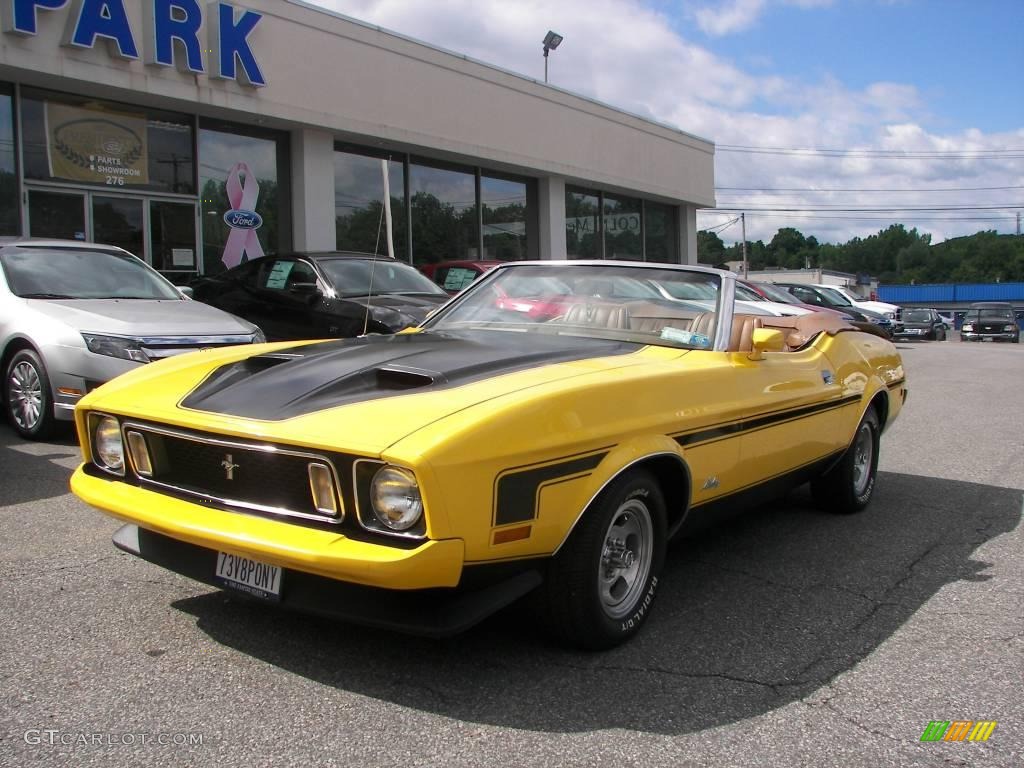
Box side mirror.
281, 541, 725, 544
749, 328, 785, 360
179, 286, 194, 299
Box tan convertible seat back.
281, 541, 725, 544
689, 312, 717, 338
626, 302, 697, 333
561, 302, 631, 329
729, 314, 765, 352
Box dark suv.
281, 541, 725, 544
960, 302, 1020, 343
893, 308, 947, 341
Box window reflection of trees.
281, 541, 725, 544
334, 149, 533, 266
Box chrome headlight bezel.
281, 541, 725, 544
363, 464, 426, 537
90, 413, 125, 476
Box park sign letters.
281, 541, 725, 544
2, 0, 265, 87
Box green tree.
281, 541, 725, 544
697, 229, 726, 263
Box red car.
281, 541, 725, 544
420, 260, 503, 294
742, 280, 847, 318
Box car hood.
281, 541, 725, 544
28, 298, 258, 337
82, 329, 667, 455
349, 293, 450, 326
854, 300, 899, 315
178, 330, 639, 420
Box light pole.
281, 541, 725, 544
543, 30, 563, 83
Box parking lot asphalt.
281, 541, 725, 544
0, 338, 1021, 768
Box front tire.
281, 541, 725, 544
811, 408, 880, 514
542, 470, 667, 650
4, 349, 56, 440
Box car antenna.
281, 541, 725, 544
363, 157, 395, 335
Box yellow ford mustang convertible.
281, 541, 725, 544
71, 261, 905, 649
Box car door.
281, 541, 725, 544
253, 258, 330, 340
731, 343, 849, 487
199, 260, 265, 321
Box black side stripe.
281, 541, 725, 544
674, 394, 862, 448
494, 450, 611, 526
886, 378, 906, 390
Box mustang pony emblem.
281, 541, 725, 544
220, 454, 240, 480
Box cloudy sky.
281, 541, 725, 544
308, 0, 1023, 246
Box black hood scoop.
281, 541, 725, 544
180, 330, 638, 420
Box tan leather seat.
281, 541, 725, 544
689, 312, 717, 338
627, 302, 696, 334
561, 302, 631, 329
729, 314, 764, 352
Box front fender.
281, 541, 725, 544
549, 434, 690, 555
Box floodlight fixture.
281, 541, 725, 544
542, 30, 563, 82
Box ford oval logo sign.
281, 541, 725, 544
223, 209, 263, 230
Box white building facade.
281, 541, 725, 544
0, 1, 714, 283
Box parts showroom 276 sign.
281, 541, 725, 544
46, 102, 149, 186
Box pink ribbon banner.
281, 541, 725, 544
221, 162, 265, 269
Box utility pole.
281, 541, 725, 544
741, 212, 748, 278
1017, 211, 1021, 236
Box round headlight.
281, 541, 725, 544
370, 466, 423, 531
94, 416, 124, 473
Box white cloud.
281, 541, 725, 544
306, 0, 1023, 245
693, 0, 766, 36
689, 0, 834, 38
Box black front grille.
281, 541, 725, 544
125, 425, 341, 523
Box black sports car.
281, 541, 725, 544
190, 253, 450, 341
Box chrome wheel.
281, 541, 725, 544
851, 421, 874, 497
9, 360, 43, 432
598, 498, 654, 619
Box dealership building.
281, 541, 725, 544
0, 0, 715, 282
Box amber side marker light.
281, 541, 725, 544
493, 525, 532, 545
57, 387, 83, 396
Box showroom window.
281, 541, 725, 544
19, 88, 195, 194
199, 121, 290, 275
566, 187, 600, 259
0, 83, 16, 235
482, 174, 532, 261
334, 144, 535, 266
409, 160, 477, 265
603, 194, 642, 260
566, 186, 677, 262
644, 201, 678, 263
334, 145, 406, 257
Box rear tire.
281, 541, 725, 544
811, 409, 879, 514
542, 470, 666, 650
4, 349, 56, 440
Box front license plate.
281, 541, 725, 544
215, 552, 282, 601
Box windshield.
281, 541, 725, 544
1, 247, 182, 300
971, 308, 1014, 321
902, 309, 932, 323
754, 283, 801, 304
318, 258, 448, 298
814, 286, 854, 307
425, 263, 723, 350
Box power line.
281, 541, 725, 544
717, 144, 1024, 159
715, 184, 1024, 193
713, 204, 1024, 212
699, 212, 1016, 223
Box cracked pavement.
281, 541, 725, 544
0, 339, 1021, 767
